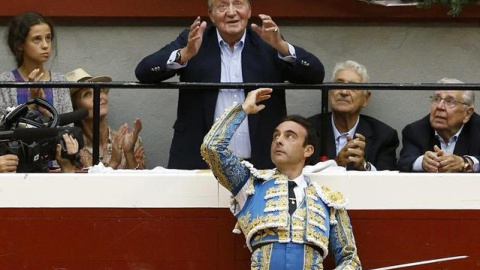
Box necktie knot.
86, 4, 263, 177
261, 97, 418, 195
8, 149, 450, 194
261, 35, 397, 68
288, 181, 297, 215
288, 180, 297, 189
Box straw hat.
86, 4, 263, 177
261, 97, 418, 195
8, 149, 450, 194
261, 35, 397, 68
65, 68, 112, 97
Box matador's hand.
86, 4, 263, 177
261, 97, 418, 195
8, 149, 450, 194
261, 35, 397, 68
242, 88, 272, 115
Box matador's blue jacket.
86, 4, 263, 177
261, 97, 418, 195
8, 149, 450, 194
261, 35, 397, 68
201, 104, 361, 270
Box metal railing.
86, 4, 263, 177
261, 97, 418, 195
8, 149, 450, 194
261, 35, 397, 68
1, 81, 478, 166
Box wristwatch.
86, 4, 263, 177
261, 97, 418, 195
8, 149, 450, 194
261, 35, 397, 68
174, 50, 182, 63
363, 161, 372, 171
462, 156, 473, 172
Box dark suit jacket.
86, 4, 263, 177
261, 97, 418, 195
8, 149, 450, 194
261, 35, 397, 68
398, 113, 480, 172
135, 25, 324, 169
307, 112, 399, 170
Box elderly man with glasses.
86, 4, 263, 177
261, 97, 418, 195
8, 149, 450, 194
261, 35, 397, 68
398, 78, 480, 172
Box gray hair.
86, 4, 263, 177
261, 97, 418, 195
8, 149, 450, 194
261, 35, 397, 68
208, 0, 250, 9
437, 77, 475, 107
332, 60, 370, 83
332, 60, 370, 95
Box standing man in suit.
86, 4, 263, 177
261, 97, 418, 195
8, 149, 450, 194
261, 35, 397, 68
308, 60, 399, 171
135, 0, 324, 169
398, 78, 479, 172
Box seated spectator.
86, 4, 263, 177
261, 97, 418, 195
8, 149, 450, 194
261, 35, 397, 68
66, 68, 146, 170
0, 11, 72, 118
398, 78, 479, 172
308, 60, 399, 171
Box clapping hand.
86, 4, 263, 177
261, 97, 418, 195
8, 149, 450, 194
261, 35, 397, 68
108, 119, 144, 169
423, 145, 464, 172
122, 118, 142, 153
335, 133, 366, 170
251, 14, 289, 56
180, 16, 207, 63
28, 69, 51, 117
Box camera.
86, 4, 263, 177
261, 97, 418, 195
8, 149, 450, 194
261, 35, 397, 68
0, 98, 85, 172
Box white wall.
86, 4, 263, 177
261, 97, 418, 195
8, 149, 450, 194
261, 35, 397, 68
1, 24, 479, 168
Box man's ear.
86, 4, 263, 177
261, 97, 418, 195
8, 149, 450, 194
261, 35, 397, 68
304, 145, 314, 158
362, 91, 371, 108
208, 9, 215, 25
463, 107, 474, 124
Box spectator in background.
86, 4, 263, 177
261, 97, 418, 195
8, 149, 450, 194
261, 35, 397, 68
135, 0, 324, 170
0, 12, 79, 173
0, 11, 72, 118
398, 78, 479, 172
66, 68, 146, 170
308, 60, 399, 171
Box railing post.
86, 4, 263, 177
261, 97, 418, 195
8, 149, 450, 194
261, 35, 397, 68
92, 86, 101, 165
319, 88, 329, 161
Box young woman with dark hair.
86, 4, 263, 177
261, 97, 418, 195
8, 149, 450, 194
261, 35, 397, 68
0, 11, 72, 118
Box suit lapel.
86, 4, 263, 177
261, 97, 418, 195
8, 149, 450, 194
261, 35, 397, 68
430, 131, 441, 150
241, 29, 260, 138
355, 116, 373, 159
454, 128, 470, 155
326, 113, 336, 159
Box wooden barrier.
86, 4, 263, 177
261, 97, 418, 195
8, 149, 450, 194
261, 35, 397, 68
1, 0, 480, 22
0, 171, 479, 269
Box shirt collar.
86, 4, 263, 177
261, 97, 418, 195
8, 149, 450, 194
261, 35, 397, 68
434, 124, 464, 144
290, 174, 307, 190
331, 114, 360, 140
216, 29, 246, 47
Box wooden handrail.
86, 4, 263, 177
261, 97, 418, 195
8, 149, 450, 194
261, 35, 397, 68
1, 0, 480, 23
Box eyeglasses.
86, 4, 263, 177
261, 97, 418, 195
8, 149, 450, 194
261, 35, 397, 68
214, 1, 246, 12
430, 95, 469, 108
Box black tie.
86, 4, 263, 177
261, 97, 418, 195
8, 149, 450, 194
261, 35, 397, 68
288, 181, 297, 215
